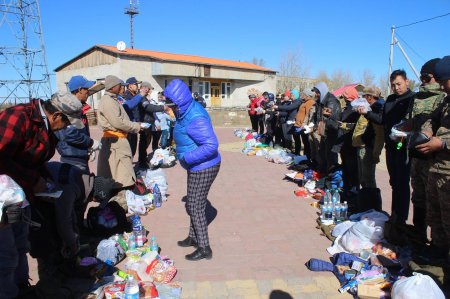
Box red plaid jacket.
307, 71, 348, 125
0, 99, 57, 198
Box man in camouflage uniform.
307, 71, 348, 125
408, 58, 446, 243
417, 55, 450, 262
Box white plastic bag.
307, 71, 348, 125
328, 219, 383, 254
351, 97, 371, 112
391, 272, 445, 299
125, 190, 147, 215
332, 220, 355, 237
0, 175, 27, 220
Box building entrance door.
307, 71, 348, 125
210, 84, 221, 107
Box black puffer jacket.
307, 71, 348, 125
276, 100, 301, 124
365, 89, 415, 148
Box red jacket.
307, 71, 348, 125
0, 99, 57, 198
248, 98, 260, 116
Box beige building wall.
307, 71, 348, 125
55, 49, 277, 109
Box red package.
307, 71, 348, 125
103, 282, 125, 299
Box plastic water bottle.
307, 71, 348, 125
124, 276, 139, 299
325, 189, 332, 205
335, 203, 342, 223
321, 204, 327, 221
128, 233, 136, 251
131, 215, 143, 231
342, 201, 348, 220
150, 236, 158, 252
153, 184, 162, 208
325, 204, 333, 221
332, 190, 340, 205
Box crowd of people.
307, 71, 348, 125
247, 56, 450, 269
0, 75, 219, 298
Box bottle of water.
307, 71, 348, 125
150, 236, 158, 252
335, 203, 342, 223
325, 189, 332, 205
321, 204, 327, 221
325, 204, 333, 221
124, 276, 139, 299
128, 233, 136, 251
332, 190, 340, 205
153, 184, 162, 208
342, 201, 348, 220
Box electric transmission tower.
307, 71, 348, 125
124, 0, 139, 49
0, 0, 52, 105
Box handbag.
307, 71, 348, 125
408, 131, 430, 160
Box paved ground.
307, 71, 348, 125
28, 126, 401, 298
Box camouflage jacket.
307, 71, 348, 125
408, 83, 445, 132
426, 95, 450, 174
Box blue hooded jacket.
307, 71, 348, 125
164, 79, 221, 171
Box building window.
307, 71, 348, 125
204, 65, 211, 77
221, 82, 231, 99
188, 78, 193, 92
198, 81, 210, 99
164, 79, 168, 88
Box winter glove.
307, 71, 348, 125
91, 139, 102, 151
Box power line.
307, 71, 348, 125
396, 12, 450, 29
395, 32, 427, 62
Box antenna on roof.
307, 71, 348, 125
124, 0, 139, 49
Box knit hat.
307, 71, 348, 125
420, 58, 441, 75
93, 176, 116, 207
301, 88, 315, 99
141, 81, 153, 89
284, 90, 291, 97
104, 75, 122, 91
342, 86, 359, 101
50, 91, 84, 129
434, 56, 450, 82
291, 89, 300, 100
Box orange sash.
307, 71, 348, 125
103, 130, 128, 138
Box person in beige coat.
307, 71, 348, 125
97, 75, 145, 188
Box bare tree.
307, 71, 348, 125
359, 69, 375, 87
314, 70, 332, 88
278, 47, 311, 93
378, 74, 390, 98
329, 69, 353, 91
250, 57, 266, 66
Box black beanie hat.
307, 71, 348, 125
420, 58, 441, 75
435, 56, 450, 82
93, 176, 116, 204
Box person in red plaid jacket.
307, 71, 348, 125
0, 93, 81, 299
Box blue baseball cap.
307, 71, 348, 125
120, 80, 128, 86
67, 75, 96, 92
126, 77, 142, 84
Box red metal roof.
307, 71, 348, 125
97, 45, 274, 72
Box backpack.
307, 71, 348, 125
86, 201, 131, 238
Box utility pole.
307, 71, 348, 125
0, 0, 52, 105
124, 0, 139, 49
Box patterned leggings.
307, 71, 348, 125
186, 163, 220, 247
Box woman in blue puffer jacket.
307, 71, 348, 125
164, 79, 221, 261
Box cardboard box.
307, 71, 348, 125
358, 283, 382, 299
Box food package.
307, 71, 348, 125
103, 282, 126, 299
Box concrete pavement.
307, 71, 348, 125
28, 126, 398, 298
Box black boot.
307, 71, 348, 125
185, 246, 212, 261
177, 236, 198, 248
357, 187, 382, 212
413, 207, 428, 244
